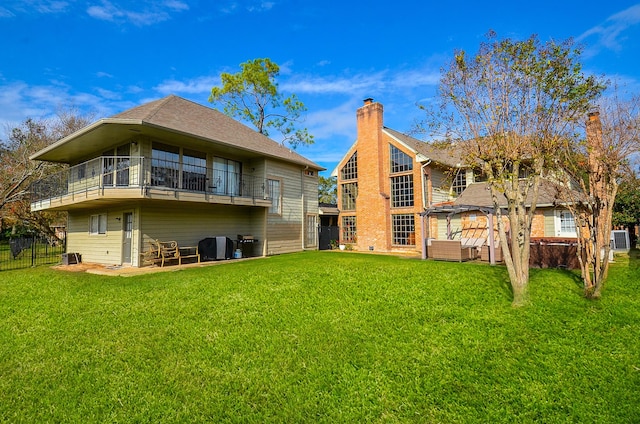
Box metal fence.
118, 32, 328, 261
0, 236, 66, 271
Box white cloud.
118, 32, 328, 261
306, 100, 360, 141
219, 0, 276, 14
164, 0, 189, 11
281, 66, 440, 96
86, 0, 188, 26
154, 76, 219, 95
0, 80, 123, 139
0, 7, 15, 18
578, 4, 640, 52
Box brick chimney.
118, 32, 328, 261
355, 98, 389, 250
357, 98, 383, 142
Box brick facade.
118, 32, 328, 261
336, 99, 437, 254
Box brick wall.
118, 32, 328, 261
336, 99, 426, 253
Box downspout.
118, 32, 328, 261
420, 159, 432, 259
301, 166, 308, 250
421, 160, 432, 210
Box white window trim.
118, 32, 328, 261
555, 210, 577, 238
267, 178, 282, 215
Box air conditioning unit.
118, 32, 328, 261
61, 253, 82, 265
610, 230, 630, 251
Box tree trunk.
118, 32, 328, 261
491, 184, 532, 307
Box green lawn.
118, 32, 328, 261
1, 251, 639, 423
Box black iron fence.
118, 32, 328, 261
0, 235, 66, 271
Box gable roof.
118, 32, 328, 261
383, 127, 464, 168
31, 95, 323, 170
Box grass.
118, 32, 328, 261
1, 251, 639, 423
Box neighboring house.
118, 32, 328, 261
30, 95, 323, 267
333, 98, 580, 256
333, 98, 472, 254
427, 180, 579, 242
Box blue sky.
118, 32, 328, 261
2, 1, 640, 175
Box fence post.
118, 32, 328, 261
31, 236, 36, 267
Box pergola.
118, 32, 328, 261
420, 204, 501, 265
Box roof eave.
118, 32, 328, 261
30, 118, 143, 162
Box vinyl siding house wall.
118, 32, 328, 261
30, 95, 323, 266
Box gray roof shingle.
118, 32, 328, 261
113, 95, 322, 169
383, 127, 464, 168
454, 180, 579, 208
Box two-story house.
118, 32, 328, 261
30, 95, 323, 267
333, 98, 472, 254
334, 98, 583, 258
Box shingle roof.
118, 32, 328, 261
112, 95, 322, 169
31, 95, 323, 169
383, 127, 464, 168
454, 180, 579, 208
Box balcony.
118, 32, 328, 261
30, 156, 273, 211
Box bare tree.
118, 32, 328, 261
422, 32, 606, 306
1, 110, 92, 237
558, 94, 640, 298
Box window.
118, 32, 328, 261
115, 144, 130, 186
391, 175, 414, 207
152, 143, 180, 189
102, 149, 114, 187
77, 163, 86, 180
213, 157, 242, 196
267, 179, 281, 214
390, 145, 413, 173
341, 182, 358, 211
90, 214, 107, 235
182, 149, 207, 192
392, 214, 415, 246
341, 152, 358, 180
451, 170, 467, 196
341, 216, 356, 243
304, 169, 315, 177
558, 211, 576, 236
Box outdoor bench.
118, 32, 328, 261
142, 240, 200, 267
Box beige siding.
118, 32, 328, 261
544, 209, 556, 237
433, 214, 463, 240
62, 137, 316, 263
140, 204, 263, 255
67, 208, 134, 266
265, 160, 317, 255
303, 171, 319, 249
430, 168, 450, 204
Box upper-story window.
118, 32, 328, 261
152, 143, 180, 189
391, 175, 414, 207
182, 149, 207, 192
390, 145, 413, 174
102, 143, 130, 187
341, 152, 357, 180
213, 157, 242, 196
341, 182, 358, 211
452, 170, 467, 196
